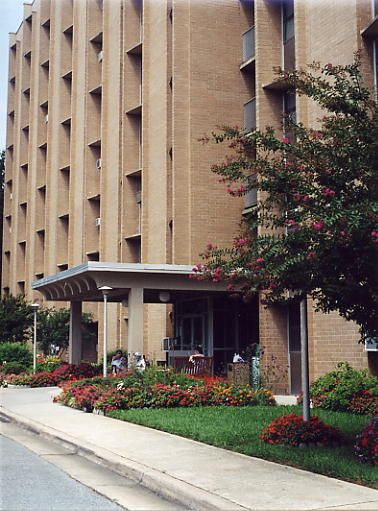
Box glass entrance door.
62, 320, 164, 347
180, 315, 207, 353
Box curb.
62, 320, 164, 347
0, 407, 248, 511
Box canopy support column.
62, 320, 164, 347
128, 287, 144, 354
69, 301, 82, 364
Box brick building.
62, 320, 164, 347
3, 0, 377, 393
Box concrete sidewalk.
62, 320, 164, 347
1, 387, 377, 511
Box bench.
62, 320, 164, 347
171, 356, 213, 376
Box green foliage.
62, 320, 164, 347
36, 355, 63, 373
37, 307, 96, 355
0, 295, 34, 343
197, 58, 378, 338
310, 362, 378, 413
0, 342, 33, 369
1, 361, 27, 375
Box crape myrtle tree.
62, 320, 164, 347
194, 59, 377, 417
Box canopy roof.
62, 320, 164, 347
32, 262, 228, 302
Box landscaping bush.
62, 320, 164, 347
56, 376, 276, 414
52, 362, 99, 381
260, 413, 345, 447
0, 342, 33, 370
348, 389, 378, 416
354, 417, 378, 465
1, 361, 26, 375
310, 362, 378, 414
8, 362, 101, 387
36, 355, 63, 373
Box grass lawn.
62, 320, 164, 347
107, 405, 377, 488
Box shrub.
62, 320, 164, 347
9, 371, 58, 387
0, 342, 33, 370
260, 413, 345, 447
0, 295, 34, 343
348, 389, 378, 416
9, 363, 101, 387
354, 417, 378, 465
57, 376, 276, 413
1, 361, 26, 375
29, 371, 58, 387
36, 355, 63, 373
310, 362, 378, 414
52, 362, 100, 381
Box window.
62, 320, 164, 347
282, 0, 294, 43
283, 91, 296, 142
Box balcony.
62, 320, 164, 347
361, 16, 378, 38
243, 97, 256, 133
241, 26, 255, 70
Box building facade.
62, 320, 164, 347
3, 0, 377, 393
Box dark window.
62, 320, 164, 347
283, 91, 296, 141
282, 0, 294, 43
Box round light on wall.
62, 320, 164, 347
159, 291, 170, 303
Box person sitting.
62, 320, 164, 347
189, 346, 205, 364
111, 350, 127, 375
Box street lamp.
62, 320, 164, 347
98, 286, 112, 377
31, 303, 40, 374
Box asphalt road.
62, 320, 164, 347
0, 434, 124, 511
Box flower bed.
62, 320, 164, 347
7, 362, 101, 387
260, 413, 345, 447
354, 417, 378, 465
55, 377, 276, 413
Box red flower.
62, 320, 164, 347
312, 220, 325, 232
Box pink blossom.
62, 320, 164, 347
306, 251, 315, 261
339, 230, 346, 238
326, 63, 333, 70
312, 220, 325, 232
293, 192, 301, 201
285, 219, 297, 227
282, 136, 289, 144
302, 195, 310, 203
237, 185, 247, 194
371, 231, 378, 243
256, 257, 265, 265
268, 282, 278, 290
226, 186, 233, 195
314, 131, 322, 139
322, 187, 335, 198
226, 284, 235, 292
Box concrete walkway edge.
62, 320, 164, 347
0, 407, 248, 511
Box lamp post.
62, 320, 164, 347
31, 303, 40, 374
300, 295, 310, 422
98, 286, 112, 377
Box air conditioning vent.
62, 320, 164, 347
44, 114, 48, 124
95, 217, 101, 227
365, 338, 378, 351
97, 50, 103, 63
95, 158, 102, 170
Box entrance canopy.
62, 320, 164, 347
31, 262, 229, 303
32, 262, 231, 365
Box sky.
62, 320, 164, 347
0, 0, 30, 149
